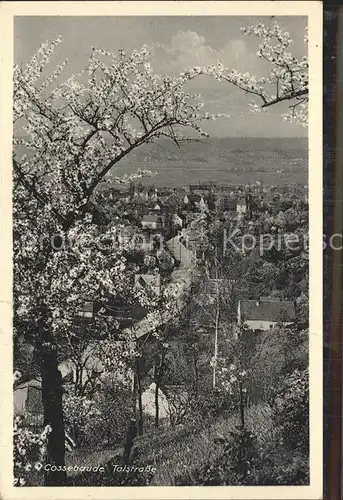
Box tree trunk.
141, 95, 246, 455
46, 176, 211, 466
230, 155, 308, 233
154, 357, 163, 429
136, 366, 144, 436
40, 348, 67, 486
154, 347, 167, 428
137, 391, 143, 436
239, 382, 245, 431
78, 366, 83, 395
193, 353, 199, 395
238, 383, 247, 479
123, 418, 137, 465
74, 365, 80, 395
37, 307, 66, 486
155, 380, 159, 428
212, 265, 220, 388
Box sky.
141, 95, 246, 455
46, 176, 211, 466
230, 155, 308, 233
14, 15, 308, 138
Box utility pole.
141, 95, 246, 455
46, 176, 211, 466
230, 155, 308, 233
212, 245, 220, 388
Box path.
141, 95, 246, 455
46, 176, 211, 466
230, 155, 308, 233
123, 234, 195, 340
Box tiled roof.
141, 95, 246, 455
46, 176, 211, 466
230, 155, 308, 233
187, 194, 201, 202
142, 215, 158, 223
240, 299, 296, 322
237, 197, 247, 205
14, 376, 42, 390
223, 199, 236, 210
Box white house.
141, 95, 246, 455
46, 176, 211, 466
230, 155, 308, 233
173, 214, 183, 228
141, 215, 159, 230
236, 197, 247, 214
198, 196, 209, 213
237, 297, 296, 331
140, 383, 189, 426
140, 383, 170, 420
116, 192, 130, 203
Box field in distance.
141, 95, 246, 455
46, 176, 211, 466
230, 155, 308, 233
107, 137, 308, 187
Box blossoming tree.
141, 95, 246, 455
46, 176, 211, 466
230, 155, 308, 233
210, 22, 308, 126
13, 37, 222, 485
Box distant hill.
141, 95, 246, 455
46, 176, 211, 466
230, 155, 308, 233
14, 137, 308, 187
107, 136, 308, 187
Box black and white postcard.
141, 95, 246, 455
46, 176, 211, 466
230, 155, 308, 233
0, 1, 323, 499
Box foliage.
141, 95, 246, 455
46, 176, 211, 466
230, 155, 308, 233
272, 368, 309, 453
13, 415, 51, 486
174, 336, 309, 486
13, 34, 226, 479
88, 382, 134, 448
217, 359, 248, 405
63, 392, 102, 446
248, 327, 308, 404
13, 336, 37, 376
13, 31, 224, 354
175, 412, 308, 486
182, 426, 260, 485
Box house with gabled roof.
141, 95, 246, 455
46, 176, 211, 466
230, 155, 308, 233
173, 214, 183, 228
157, 188, 172, 200
78, 300, 94, 319
223, 198, 237, 213
183, 193, 202, 207
141, 214, 159, 230
236, 197, 247, 214
152, 203, 161, 212
198, 196, 209, 213
237, 296, 296, 332
116, 191, 130, 202
14, 377, 43, 416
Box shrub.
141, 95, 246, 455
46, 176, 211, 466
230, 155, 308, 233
63, 393, 101, 447
175, 425, 260, 485
63, 384, 132, 449
272, 368, 309, 453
